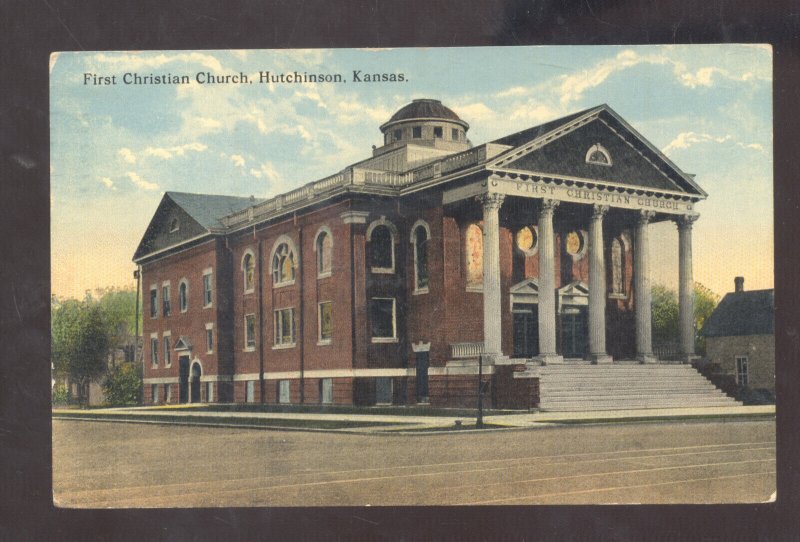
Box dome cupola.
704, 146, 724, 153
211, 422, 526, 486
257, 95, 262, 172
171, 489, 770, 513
376, 99, 471, 154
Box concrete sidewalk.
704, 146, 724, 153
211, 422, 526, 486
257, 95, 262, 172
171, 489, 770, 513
53, 404, 775, 434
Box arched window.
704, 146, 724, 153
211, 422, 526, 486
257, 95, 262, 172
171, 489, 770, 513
242, 251, 255, 293
466, 223, 483, 288
585, 143, 612, 166
367, 219, 396, 273
611, 237, 625, 295
411, 220, 430, 292
179, 280, 188, 312
315, 228, 333, 277
272, 242, 296, 285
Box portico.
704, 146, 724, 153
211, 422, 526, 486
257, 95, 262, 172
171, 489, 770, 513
464, 168, 702, 365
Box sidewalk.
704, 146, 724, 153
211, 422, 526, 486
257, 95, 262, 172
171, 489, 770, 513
52, 404, 775, 434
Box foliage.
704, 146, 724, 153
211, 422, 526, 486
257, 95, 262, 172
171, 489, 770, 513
52, 382, 70, 406
103, 362, 142, 405
651, 282, 720, 353
51, 286, 141, 406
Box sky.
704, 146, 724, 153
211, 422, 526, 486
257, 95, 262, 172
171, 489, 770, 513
50, 45, 773, 300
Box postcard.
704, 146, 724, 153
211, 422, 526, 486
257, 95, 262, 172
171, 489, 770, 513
50, 46, 774, 507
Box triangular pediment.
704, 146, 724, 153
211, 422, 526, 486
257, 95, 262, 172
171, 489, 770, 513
174, 336, 192, 352
559, 280, 589, 297
489, 105, 705, 197
133, 194, 209, 262
510, 278, 540, 295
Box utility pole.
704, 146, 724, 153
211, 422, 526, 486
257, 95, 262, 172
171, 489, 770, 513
477, 353, 484, 428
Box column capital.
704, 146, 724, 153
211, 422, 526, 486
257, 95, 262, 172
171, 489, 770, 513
637, 209, 656, 225
476, 192, 505, 211
540, 198, 560, 215
676, 214, 699, 230
591, 204, 609, 220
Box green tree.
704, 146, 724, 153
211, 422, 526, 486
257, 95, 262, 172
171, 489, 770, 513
651, 282, 720, 354
94, 287, 141, 364
51, 297, 110, 406
103, 362, 141, 405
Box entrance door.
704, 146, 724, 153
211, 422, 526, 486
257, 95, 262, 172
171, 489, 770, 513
561, 307, 588, 358
190, 363, 201, 403
178, 356, 190, 403
375, 377, 393, 404
415, 351, 430, 401
513, 304, 539, 358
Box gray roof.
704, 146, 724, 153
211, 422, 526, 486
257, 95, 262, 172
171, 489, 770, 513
166, 191, 263, 230
700, 289, 774, 337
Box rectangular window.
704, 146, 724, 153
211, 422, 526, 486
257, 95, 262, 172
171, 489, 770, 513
318, 302, 332, 343
278, 380, 291, 403
206, 328, 214, 353
433, 126, 443, 138
165, 384, 172, 403
274, 308, 296, 346
320, 378, 333, 404
370, 298, 396, 341
246, 381, 255, 403
163, 335, 171, 367
736, 356, 749, 387
162, 285, 171, 317
151, 384, 158, 404
207, 382, 214, 403
150, 288, 158, 318
203, 271, 213, 307
150, 336, 158, 366
393, 128, 402, 141
452, 128, 459, 140
412, 126, 422, 138
245, 314, 256, 350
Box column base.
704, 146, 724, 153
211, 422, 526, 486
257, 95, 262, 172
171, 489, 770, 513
637, 353, 658, 364
588, 353, 613, 364
534, 353, 564, 365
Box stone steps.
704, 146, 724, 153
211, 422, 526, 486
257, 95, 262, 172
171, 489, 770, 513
532, 363, 740, 411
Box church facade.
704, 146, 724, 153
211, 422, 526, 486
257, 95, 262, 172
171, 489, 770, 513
134, 100, 706, 408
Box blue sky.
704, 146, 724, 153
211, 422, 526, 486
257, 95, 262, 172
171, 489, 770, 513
50, 45, 773, 299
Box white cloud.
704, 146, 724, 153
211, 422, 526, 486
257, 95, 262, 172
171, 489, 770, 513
453, 102, 495, 123
495, 86, 531, 98
126, 171, 158, 191
93, 51, 224, 73
249, 162, 282, 183
662, 131, 732, 154
678, 67, 720, 88
118, 148, 137, 164
230, 154, 246, 168
141, 142, 207, 160
100, 177, 116, 190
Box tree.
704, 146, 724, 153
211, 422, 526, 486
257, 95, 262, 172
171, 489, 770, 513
651, 282, 720, 355
51, 297, 110, 405
94, 287, 141, 365
103, 362, 141, 405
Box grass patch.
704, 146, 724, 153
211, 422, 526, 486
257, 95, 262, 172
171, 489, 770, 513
148, 403, 523, 417
52, 411, 401, 430
537, 413, 776, 425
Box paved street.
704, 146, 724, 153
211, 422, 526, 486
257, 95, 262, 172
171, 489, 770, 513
53, 419, 775, 507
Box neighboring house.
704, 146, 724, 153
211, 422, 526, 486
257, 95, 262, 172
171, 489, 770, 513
134, 100, 708, 408
700, 277, 775, 392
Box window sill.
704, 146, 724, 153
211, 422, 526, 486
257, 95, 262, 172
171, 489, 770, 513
371, 337, 398, 344
206, 350, 213, 355
317, 271, 332, 280
608, 293, 627, 300
273, 280, 296, 289
317, 339, 332, 346
180, 309, 188, 314
243, 288, 255, 295
203, 304, 213, 309
412, 287, 429, 296
272, 343, 296, 350
466, 285, 483, 293
243, 346, 255, 352
371, 267, 395, 275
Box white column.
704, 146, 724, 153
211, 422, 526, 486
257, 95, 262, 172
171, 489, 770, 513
535, 199, 563, 364
634, 210, 657, 363
479, 192, 505, 358
588, 205, 612, 364
678, 215, 699, 362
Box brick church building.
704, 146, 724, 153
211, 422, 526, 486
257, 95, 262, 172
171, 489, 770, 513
134, 99, 732, 410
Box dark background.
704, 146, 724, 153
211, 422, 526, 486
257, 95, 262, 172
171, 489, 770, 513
2, 1, 798, 539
